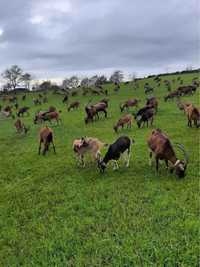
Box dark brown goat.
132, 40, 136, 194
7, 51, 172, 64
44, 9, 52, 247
120, 99, 139, 112
38, 127, 56, 155
34, 111, 61, 125
164, 90, 180, 101
85, 102, 107, 124
68, 101, 80, 111
148, 129, 189, 177
177, 85, 197, 96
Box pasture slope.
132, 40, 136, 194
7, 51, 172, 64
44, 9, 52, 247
0, 73, 199, 267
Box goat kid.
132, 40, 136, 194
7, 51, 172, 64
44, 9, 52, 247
73, 137, 107, 167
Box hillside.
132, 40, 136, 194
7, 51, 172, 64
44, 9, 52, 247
0, 72, 199, 266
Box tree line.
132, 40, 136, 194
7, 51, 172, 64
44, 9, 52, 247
1, 65, 126, 92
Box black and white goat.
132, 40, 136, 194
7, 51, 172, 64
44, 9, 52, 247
98, 136, 134, 172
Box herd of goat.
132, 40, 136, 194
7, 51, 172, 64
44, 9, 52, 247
0, 76, 199, 178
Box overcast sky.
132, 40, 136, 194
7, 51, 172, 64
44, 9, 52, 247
0, 0, 199, 82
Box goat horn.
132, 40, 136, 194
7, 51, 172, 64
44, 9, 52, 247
174, 143, 189, 165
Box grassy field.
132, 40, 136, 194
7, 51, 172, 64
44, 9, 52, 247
0, 73, 199, 266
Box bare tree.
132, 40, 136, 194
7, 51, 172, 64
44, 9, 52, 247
1, 65, 23, 90
110, 70, 123, 84
21, 73, 32, 89
69, 76, 79, 89
81, 77, 90, 88
62, 76, 79, 90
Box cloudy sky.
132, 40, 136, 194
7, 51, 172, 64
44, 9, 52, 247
0, 0, 199, 81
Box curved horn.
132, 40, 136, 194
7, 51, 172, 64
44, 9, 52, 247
174, 143, 189, 165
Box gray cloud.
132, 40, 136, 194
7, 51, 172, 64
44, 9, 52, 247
0, 0, 199, 81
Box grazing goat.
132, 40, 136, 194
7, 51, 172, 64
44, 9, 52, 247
147, 129, 189, 177
38, 127, 56, 155
136, 108, 155, 128
98, 136, 134, 172
68, 101, 80, 111
113, 114, 133, 133
85, 102, 107, 124
146, 97, 158, 113
185, 104, 200, 128
164, 90, 180, 101
34, 111, 61, 125
17, 107, 30, 117
177, 85, 196, 96
14, 119, 29, 134
73, 137, 107, 167
120, 99, 139, 112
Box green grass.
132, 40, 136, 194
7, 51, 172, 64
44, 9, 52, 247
0, 73, 199, 266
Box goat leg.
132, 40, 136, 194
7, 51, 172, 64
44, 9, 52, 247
38, 140, 42, 155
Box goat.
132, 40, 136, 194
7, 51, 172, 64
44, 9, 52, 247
68, 101, 80, 111
136, 108, 154, 128
113, 114, 133, 133
17, 107, 30, 117
120, 99, 139, 112
147, 129, 189, 177
85, 102, 107, 124
34, 111, 61, 125
38, 126, 56, 155
14, 119, 30, 134
73, 137, 107, 167
98, 136, 134, 172
185, 104, 200, 128
177, 86, 196, 96
164, 90, 180, 101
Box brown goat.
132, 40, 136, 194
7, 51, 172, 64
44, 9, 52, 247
113, 114, 133, 133
85, 102, 107, 124
185, 104, 200, 127
147, 129, 189, 178
14, 119, 29, 134
34, 111, 61, 125
73, 137, 107, 167
68, 101, 80, 111
38, 126, 56, 155
120, 99, 139, 112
